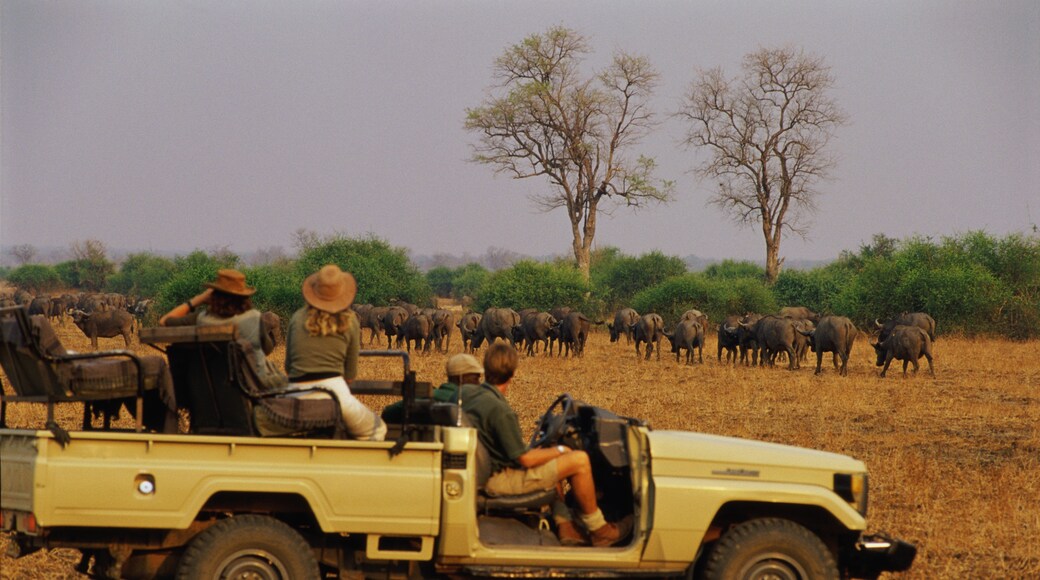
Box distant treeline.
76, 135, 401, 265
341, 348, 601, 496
2, 231, 1037, 339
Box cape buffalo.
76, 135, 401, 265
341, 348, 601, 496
680, 308, 709, 330
479, 307, 521, 347
400, 314, 434, 354
608, 308, 640, 344
558, 312, 590, 357
875, 312, 936, 343
457, 311, 482, 352
779, 306, 820, 323
665, 319, 704, 365
71, 309, 134, 350
743, 315, 799, 370
520, 311, 558, 356
738, 313, 762, 366
631, 313, 665, 361
381, 306, 410, 349
431, 309, 455, 353
717, 316, 742, 364
799, 315, 858, 376
872, 325, 935, 378
360, 306, 388, 345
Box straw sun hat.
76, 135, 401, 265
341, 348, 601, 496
302, 265, 357, 313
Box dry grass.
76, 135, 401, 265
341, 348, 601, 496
2, 323, 1038, 579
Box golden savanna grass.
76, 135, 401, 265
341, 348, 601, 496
2, 322, 1038, 579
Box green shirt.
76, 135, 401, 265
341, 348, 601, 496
284, 307, 360, 380
460, 382, 527, 474
380, 382, 459, 424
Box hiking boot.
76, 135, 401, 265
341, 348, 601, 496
556, 520, 588, 546
590, 515, 634, 547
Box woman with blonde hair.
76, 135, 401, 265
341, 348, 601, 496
283, 264, 385, 441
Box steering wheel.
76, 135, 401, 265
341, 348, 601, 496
528, 393, 576, 448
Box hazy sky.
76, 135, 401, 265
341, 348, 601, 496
2, 0, 1038, 264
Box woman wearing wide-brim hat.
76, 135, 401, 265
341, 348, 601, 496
282, 264, 386, 441
160, 269, 282, 387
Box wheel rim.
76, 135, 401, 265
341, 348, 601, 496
215, 549, 291, 580
738, 552, 810, 580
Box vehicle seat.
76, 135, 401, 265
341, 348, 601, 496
470, 427, 558, 513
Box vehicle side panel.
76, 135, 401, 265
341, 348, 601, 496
20, 431, 442, 536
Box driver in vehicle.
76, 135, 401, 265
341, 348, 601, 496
461, 342, 632, 547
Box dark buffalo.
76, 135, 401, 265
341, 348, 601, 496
791, 318, 815, 363
519, 311, 558, 356
875, 312, 936, 343
631, 313, 665, 361
400, 314, 434, 353
28, 296, 52, 318
738, 313, 762, 365
558, 312, 590, 357
872, 325, 935, 378
743, 315, 799, 370
799, 316, 858, 376
665, 319, 704, 365
456, 311, 483, 352
479, 307, 521, 347
779, 306, 821, 323
717, 316, 742, 364
430, 309, 455, 353
380, 306, 410, 349
71, 309, 134, 350
608, 308, 640, 344
680, 308, 709, 331
360, 306, 388, 345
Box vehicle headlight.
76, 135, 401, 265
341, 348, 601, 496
834, 473, 869, 516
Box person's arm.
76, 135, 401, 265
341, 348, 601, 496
159, 289, 213, 326
342, 314, 360, 383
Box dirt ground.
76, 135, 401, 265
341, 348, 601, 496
2, 321, 1038, 579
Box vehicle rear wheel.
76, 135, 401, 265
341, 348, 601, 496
176, 514, 320, 580
699, 518, 838, 580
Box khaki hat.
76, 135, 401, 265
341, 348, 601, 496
204, 269, 256, 296
302, 265, 357, 313
446, 354, 483, 377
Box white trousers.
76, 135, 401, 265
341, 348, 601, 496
288, 376, 387, 441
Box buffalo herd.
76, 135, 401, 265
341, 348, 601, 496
2, 288, 936, 378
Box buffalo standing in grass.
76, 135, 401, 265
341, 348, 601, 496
875, 312, 936, 343
400, 314, 434, 354
717, 316, 742, 364
872, 325, 935, 378
798, 316, 858, 376
519, 311, 558, 356
608, 308, 640, 344
381, 306, 410, 349
631, 313, 666, 361
665, 319, 705, 365
457, 311, 483, 352
558, 312, 590, 357
70, 309, 134, 350
742, 315, 799, 370
477, 307, 521, 348
430, 309, 455, 353
737, 313, 762, 365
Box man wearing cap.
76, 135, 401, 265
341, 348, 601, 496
462, 342, 632, 547
283, 265, 385, 441
381, 353, 484, 424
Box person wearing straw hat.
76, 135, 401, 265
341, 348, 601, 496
283, 264, 386, 441
160, 269, 282, 387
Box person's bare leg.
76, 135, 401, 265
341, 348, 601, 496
555, 451, 597, 514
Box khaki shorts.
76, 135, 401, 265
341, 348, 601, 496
485, 459, 559, 496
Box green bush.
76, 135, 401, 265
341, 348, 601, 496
106, 253, 177, 298
426, 266, 455, 297
451, 263, 489, 302
773, 265, 848, 316
295, 235, 431, 307
153, 251, 240, 316
703, 259, 765, 280
245, 262, 304, 320
6, 264, 63, 294
476, 260, 588, 312
592, 250, 687, 312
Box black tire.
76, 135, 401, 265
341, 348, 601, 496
699, 518, 838, 580
176, 514, 320, 580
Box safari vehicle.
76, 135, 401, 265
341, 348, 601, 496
0, 306, 915, 579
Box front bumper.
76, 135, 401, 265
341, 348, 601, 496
846, 532, 917, 579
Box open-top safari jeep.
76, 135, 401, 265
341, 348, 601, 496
1, 307, 914, 579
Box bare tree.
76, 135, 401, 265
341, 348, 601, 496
677, 46, 847, 283
466, 26, 673, 281
69, 239, 114, 291
8, 244, 37, 265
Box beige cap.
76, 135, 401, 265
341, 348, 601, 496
446, 354, 483, 377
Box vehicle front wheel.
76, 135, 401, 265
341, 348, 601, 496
176, 514, 320, 580
698, 518, 838, 580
